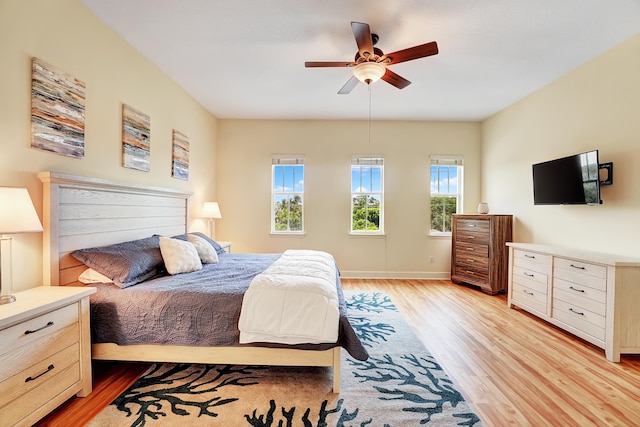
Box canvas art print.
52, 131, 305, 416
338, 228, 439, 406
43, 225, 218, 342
172, 130, 189, 180
31, 58, 85, 158
122, 104, 151, 171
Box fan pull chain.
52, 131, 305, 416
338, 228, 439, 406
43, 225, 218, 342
368, 83, 372, 145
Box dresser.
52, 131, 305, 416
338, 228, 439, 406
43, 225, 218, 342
507, 243, 640, 362
451, 214, 513, 294
0, 286, 96, 426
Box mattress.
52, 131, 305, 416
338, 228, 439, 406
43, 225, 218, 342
89, 253, 368, 361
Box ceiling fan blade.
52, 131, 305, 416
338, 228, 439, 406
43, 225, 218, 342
381, 69, 411, 89
351, 21, 374, 59
385, 41, 438, 65
305, 61, 354, 68
338, 75, 359, 94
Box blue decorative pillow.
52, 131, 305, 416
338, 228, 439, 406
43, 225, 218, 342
71, 235, 164, 288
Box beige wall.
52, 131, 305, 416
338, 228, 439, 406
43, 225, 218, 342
482, 33, 640, 257
0, 0, 218, 291
217, 119, 482, 277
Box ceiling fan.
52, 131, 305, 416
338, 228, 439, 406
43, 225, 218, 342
305, 21, 439, 94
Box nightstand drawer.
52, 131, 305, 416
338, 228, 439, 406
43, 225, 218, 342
0, 342, 79, 409
0, 302, 77, 358
0, 322, 79, 382
1, 360, 80, 426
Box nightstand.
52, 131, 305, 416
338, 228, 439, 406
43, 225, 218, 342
0, 286, 96, 426
217, 241, 232, 253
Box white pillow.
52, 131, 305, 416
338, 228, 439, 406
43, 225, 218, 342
187, 233, 219, 264
159, 237, 202, 275
78, 268, 113, 284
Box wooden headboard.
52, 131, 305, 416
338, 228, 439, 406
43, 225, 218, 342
38, 172, 192, 286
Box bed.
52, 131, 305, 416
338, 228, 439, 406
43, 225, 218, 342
38, 171, 367, 393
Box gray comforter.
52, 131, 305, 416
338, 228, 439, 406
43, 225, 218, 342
90, 253, 369, 361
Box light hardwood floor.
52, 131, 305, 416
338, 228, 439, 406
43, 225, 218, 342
38, 279, 640, 426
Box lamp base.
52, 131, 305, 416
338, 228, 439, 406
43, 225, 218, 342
0, 294, 16, 304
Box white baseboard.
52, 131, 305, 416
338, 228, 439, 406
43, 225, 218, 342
340, 270, 451, 280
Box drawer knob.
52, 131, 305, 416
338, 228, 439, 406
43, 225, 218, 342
466, 259, 475, 263
569, 286, 585, 293
570, 264, 586, 270
466, 270, 474, 275
569, 307, 585, 316
523, 290, 534, 296
524, 254, 536, 259
466, 247, 475, 251
25, 321, 54, 335
524, 272, 535, 277
25, 364, 54, 383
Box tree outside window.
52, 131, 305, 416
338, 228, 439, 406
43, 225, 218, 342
351, 157, 383, 233
430, 156, 463, 234
272, 156, 304, 233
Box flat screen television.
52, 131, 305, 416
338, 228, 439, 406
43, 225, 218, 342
532, 150, 602, 205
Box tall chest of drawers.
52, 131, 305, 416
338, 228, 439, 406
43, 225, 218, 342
507, 243, 640, 362
451, 214, 513, 294
0, 286, 95, 426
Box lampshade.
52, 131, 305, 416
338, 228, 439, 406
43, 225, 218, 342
0, 187, 43, 234
353, 62, 386, 84
202, 202, 222, 219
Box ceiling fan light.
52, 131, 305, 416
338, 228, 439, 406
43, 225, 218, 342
353, 62, 385, 84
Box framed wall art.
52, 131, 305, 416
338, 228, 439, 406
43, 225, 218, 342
31, 58, 85, 158
171, 130, 189, 180
122, 104, 151, 171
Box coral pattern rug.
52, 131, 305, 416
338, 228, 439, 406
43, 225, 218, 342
88, 291, 483, 426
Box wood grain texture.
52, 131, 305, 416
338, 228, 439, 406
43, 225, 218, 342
38, 279, 640, 426
451, 214, 513, 294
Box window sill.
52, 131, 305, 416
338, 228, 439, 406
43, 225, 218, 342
429, 231, 452, 237
270, 232, 306, 237
349, 232, 386, 237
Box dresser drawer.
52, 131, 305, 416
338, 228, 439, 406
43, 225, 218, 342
512, 282, 547, 314
455, 242, 489, 258
513, 249, 550, 271
0, 303, 78, 358
552, 298, 605, 341
0, 342, 80, 409
512, 265, 548, 290
456, 230, 490, 245
454, 264, 489, 283
456, 219, 490, 233
554, 277, 606, 306
554, 257, 607, 291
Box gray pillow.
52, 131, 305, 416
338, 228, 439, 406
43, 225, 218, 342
71, 235, 164, 288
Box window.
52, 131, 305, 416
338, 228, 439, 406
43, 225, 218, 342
351, 156, 383, 233
430, 155, 463, 235
271, 155, 304, 233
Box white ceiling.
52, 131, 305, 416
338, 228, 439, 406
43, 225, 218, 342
81, 0, 640, 121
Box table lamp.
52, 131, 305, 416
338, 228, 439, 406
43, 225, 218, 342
0, 187, 44, 304
202, 202, 222, 239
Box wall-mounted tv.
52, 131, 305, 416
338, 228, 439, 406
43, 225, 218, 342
532, 150, 602, 205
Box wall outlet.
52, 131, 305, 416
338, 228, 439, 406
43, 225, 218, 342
429, 256, 435, 263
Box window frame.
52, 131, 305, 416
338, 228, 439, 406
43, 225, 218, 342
350, 156, 384, 235
271, 155, 305, 235
429, 155, 464, 236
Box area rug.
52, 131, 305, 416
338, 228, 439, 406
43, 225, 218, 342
88, 291, 483, 426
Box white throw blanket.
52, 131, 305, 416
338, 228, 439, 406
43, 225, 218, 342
238, 249, 340, 345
